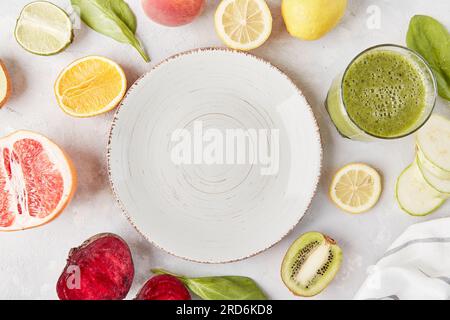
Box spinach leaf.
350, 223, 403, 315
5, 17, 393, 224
152, 269, 268, 300
406, 15, 450, 101
71, 0, 149, 62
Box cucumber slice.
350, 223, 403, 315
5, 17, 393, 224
417, 154, 450, 196
15, 1, 73, 56
417, 147, 450, 180
396, 158, 445, 216
416, 114, 450, 177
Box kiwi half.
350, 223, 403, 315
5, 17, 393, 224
281, 232, 343, 297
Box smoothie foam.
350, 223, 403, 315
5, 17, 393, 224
342, 50, 427, 138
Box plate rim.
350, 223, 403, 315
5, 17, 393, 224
106, 47, 323, 264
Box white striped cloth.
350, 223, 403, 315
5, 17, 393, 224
355, 217, 450, 300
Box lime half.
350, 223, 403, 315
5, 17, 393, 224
15, 1, 73, 55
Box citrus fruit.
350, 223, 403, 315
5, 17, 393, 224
215, 0, 273, 51
282, 0, 347, 40
54, 56, 127, 117
0, 60, 12, 108
15, 1, 73, 56
329, 163, 382, 214
0, 131, 76, 231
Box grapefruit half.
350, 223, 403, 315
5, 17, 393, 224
0, 131, 76, 231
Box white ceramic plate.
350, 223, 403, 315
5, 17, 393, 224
108, 49, 322, 263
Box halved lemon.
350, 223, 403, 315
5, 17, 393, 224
55, 56, 127, 118
330, 163, 382, 214
215, 0, 273, 51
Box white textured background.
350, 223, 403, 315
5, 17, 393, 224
0, 0, 449, 300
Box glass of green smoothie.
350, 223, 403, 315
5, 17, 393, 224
326, 44, 436, 141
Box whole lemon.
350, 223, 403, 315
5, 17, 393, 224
282, 0, 347, 40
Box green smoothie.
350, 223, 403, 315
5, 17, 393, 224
326, 45, 435, 141
342, 50, 426, 137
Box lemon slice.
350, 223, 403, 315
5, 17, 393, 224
54, 56, 127, 118
330, 163, 382, 214
15, 1, 73, 56
215, 0, 272, 51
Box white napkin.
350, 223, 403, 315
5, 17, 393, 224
355, 217, 450, 300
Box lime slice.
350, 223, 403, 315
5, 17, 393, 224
15, 1, 73, 55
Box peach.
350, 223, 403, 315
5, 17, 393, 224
141, 0, 206, 27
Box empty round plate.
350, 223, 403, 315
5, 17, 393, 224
108, 48, 322, 263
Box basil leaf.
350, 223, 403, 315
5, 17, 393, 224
71, 0, 149, 62
152, 269, 268, 300
406, 15, 450, 101
184, 276, 268, 300
109, 0, 137, 33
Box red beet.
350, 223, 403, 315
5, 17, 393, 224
56, 233, 134, 300
135, 275, 191, 300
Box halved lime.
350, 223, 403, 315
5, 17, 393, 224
15, 1, 73, 56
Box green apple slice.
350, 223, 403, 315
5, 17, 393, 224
416, 114, 450, 179
417, 154, 450, 196
15, 1, 73, 56
396, 158, 446, 216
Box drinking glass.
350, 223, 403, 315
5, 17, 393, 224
325, 44, 437, 141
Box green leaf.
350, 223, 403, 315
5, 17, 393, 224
109, 0, 137, 33
151, 269, 268, 300
406, 15, 450, 101
71, 0, 149, 62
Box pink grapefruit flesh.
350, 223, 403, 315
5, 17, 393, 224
0, 131, 76, 231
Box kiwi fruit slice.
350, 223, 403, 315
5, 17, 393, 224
281, 231, 343, 297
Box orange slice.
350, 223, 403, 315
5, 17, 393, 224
55, 56, 127, 117
0, 60, 11, 108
